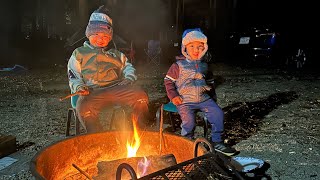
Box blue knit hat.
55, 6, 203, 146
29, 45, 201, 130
181, 28, 208, 60
85, 5, 113, 38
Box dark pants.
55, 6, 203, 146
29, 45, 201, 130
177, 99, 224, 142
76, 84, 149, 133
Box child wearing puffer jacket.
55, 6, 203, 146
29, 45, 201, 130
164, 28, 238, 156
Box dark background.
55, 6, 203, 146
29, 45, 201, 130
0, 0, 316, 68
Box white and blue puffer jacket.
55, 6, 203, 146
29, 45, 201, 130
67, 41, 137, 93
175, 59, 212, 103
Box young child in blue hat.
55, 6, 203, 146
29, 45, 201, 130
164, 28, 237, 156
67, 6, 149, 133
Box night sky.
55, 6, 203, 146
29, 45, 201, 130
0, 0, 317, 67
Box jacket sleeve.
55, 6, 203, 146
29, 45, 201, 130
164, 63, 180, 100
120, 52, 137, 81
67, 50, 86, 93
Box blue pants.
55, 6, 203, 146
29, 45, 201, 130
177, 99, 224, 142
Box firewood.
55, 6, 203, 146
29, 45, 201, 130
94, 154, 177, 180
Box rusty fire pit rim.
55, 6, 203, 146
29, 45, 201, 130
29, 130, 205, 180
30, 130, 198, 179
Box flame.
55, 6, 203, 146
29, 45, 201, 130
137, 156, 151, 178
126, 114, 141, 158
126, 115, 151, 177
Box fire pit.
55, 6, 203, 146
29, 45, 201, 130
30, 130, 207, 179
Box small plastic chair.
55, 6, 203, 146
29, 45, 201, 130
119, 41, 136, 64
155, 102, 210, 139
144, 40, 161, 66
65, 95, 127, 136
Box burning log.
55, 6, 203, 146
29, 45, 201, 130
93, 154, 177, 179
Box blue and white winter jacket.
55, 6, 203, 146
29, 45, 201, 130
67, 41, 137, 93
164, 58, 213, 104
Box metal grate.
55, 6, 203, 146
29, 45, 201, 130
139, 153, 237, 180
115, 138, 245, 180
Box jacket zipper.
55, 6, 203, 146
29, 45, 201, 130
195, 61, 200, 102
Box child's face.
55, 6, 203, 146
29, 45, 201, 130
185, 41, 205, 60
89, 33, 111, 48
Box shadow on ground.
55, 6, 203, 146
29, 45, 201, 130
223, 91, 299, 145
148, 91, 299, 148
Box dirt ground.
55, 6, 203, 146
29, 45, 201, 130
0, 62, 319, 180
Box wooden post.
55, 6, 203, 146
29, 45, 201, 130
175, 0, 180, 35
78, 0, 89, 26
212, 0, 217, 30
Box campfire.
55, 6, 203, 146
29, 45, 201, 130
30, 115, 207, 179
94, 115, 179, 179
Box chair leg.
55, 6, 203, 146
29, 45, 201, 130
155, 107, 161, 130
156, 105, 179, 132
110, 106, 127, 131
110, 109, 116, 130
155, 104, 167, 132
203, 117, 209, 139
120, 108, 127, 130
169, 112, 177, 132
75, 110, 80, 135
66, 108, 86, 136
66, 108, 73, 136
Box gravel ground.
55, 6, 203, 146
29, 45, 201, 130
0, 63, 319, 180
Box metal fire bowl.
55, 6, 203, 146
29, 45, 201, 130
30, 130, 206, 180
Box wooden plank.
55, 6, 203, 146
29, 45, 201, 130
0, 134, 17, 158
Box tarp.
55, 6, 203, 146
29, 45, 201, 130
0, 157, 18, 171
0, 64, 28, 72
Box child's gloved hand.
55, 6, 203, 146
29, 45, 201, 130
172, 96, 182, 106
118, 79, 133, 86
77, 86, 90, 96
